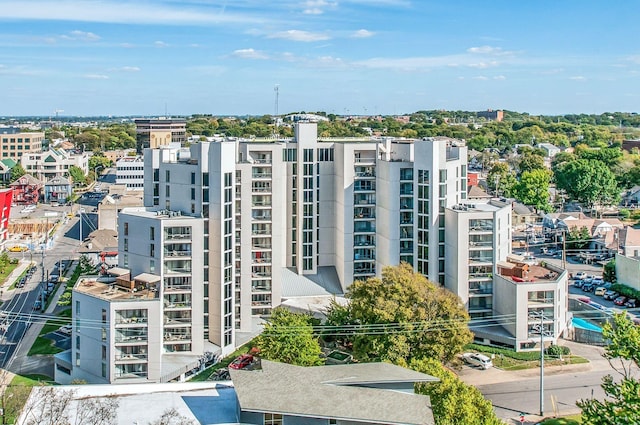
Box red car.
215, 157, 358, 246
614, 296, 628, 306
228, 354, 254, 370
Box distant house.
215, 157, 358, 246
467, 185, 491, 200
0, 158, 17, 182
9, 174, 42, 205
43, 176, 72, 203
512, 201, 542, 231
618, 226, 640, 257
78, 229, 118, 265
622, 185, 640, 206
537, 143, 561, 158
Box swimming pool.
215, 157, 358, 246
572, 317, 602, 332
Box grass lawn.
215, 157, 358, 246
493, 354, 589, 371
540, 414, 582, 424
0, 261, 20, 287
3, 374, 55, 424
27, 312, 71, 356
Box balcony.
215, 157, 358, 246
115, 316, 148, 326
400, 229, 413, 239
115, 333, 148, 344
115, 353, 148, 363
354, 182, 376, 192
163, 332, 191, 342
354, 223, 376, 233
164, 317, 192, 326
354, 237, 375, 247
400, 200, 413, 210
164, 232, 191, 240
163, 249, 192, 257
252, 213, 272, 221
252, 255, 272, 264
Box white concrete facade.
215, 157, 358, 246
115, 156, 144, 190
21, 148, 89, 181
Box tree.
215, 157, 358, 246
578, 313, 640, 424
326, 263, 472, 364
555, 159, 620, 208
21, 386, 74, 425
603, 259, 616, 284
255, 307, 323, 366
68, 165, 86, 185
148, 408, 196, 425
0, 251, 10, 273
486, 163, 517, 197
516, 150, 546, 176
88, 154, 112, 175
566, 226, 591, 250
10, 163, 26, 182
514, 169, 553, 212
411, 358, 502, 425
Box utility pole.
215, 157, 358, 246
539, 311, 545, 417
40, 248, 46, 312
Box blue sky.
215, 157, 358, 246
0, 0, 638, 116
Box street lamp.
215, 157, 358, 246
94, 165, 104, 185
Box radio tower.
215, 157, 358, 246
274, 84, 279, 137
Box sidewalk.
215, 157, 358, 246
0, 259, 33, 303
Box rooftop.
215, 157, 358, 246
74, 275, 159, 302
497, 255, 564, 283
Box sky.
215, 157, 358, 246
0, 0, 639, 117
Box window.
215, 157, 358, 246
102, 309, 107, 324
102, 345, 107, 360
264, 413, 283, 425
165, 170, 170, 182
102, 363, 107, 378
203, 172, 209, 186
76, 300, 80, 315
150, 227, 155, 241
123, 238, 128, 252
166, 185, 170, 197
191, 172, 196, 185
150, 244, 155, 257
124, 222, 129, 236
191, 188, 196, 200
76, 352, 80, 367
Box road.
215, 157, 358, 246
478, 367, 608, 420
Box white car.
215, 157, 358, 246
462, 353, 493, 370
574, 272, 588, 280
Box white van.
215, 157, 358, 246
462, 353, 493, 369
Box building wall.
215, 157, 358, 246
115, 157, 145, 190
0, 131, 43, 160
615, 253, 640, 291
0, 189, 12, 241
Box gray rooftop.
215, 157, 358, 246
230, 360, 438, 424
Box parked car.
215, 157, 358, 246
582, 283, 595, 292
594, 287, 607, 297
33, 300, 42, 310
228, 354, 254, 370
462, 353, 493, 370
575, 272, 588, 280
604, 291, 619, 301
573, 280, 585, 289
59, 324, 72, 335
8, 246, 28, 252
625, 299, 638, 308
614, 296, 628, 306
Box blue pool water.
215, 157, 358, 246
572, 317, 602, 332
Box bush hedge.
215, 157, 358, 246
610, 283, 640, 300
465, 343, 571, 361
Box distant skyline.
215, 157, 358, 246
0, 1, 639, 117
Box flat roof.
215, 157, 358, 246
74, 278, 158, 302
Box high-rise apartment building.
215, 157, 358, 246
65, 122, 474, 383
134, 118, 187, 153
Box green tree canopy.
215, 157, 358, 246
10, 163, 26, 182
255, 308, 323, 366
411, 357, 503, 425
578, 313, 640, 424
486, 163, 517, 197
326, 263, 472, 364
555, 159, 620, 208
514, 169, 553, 212
68, 165, 86, 185
516, 149, 546, 176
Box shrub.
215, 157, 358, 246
546, 344, 570, 357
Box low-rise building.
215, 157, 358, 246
21, 148, 89, 181
9, 174, 42, 205
43, 176, 72, 203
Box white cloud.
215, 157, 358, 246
569, 76, 587, 81
302, 0, 337, 14
63, 30, 100, 41
113, 66, 140, 72
268, 30, 330, 42
472, 76, 488, 80
467, 45, 514, 56
120, 42, 135, 48
351, 29, 375, 38
493, 75, 506, 80
468, 61, 499, 69
232, 48, 269, 60
84, 74, 109, 79
154, 41, 169, 48
0, 1, 267, 26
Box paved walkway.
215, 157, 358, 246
0, 259, 33, 303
